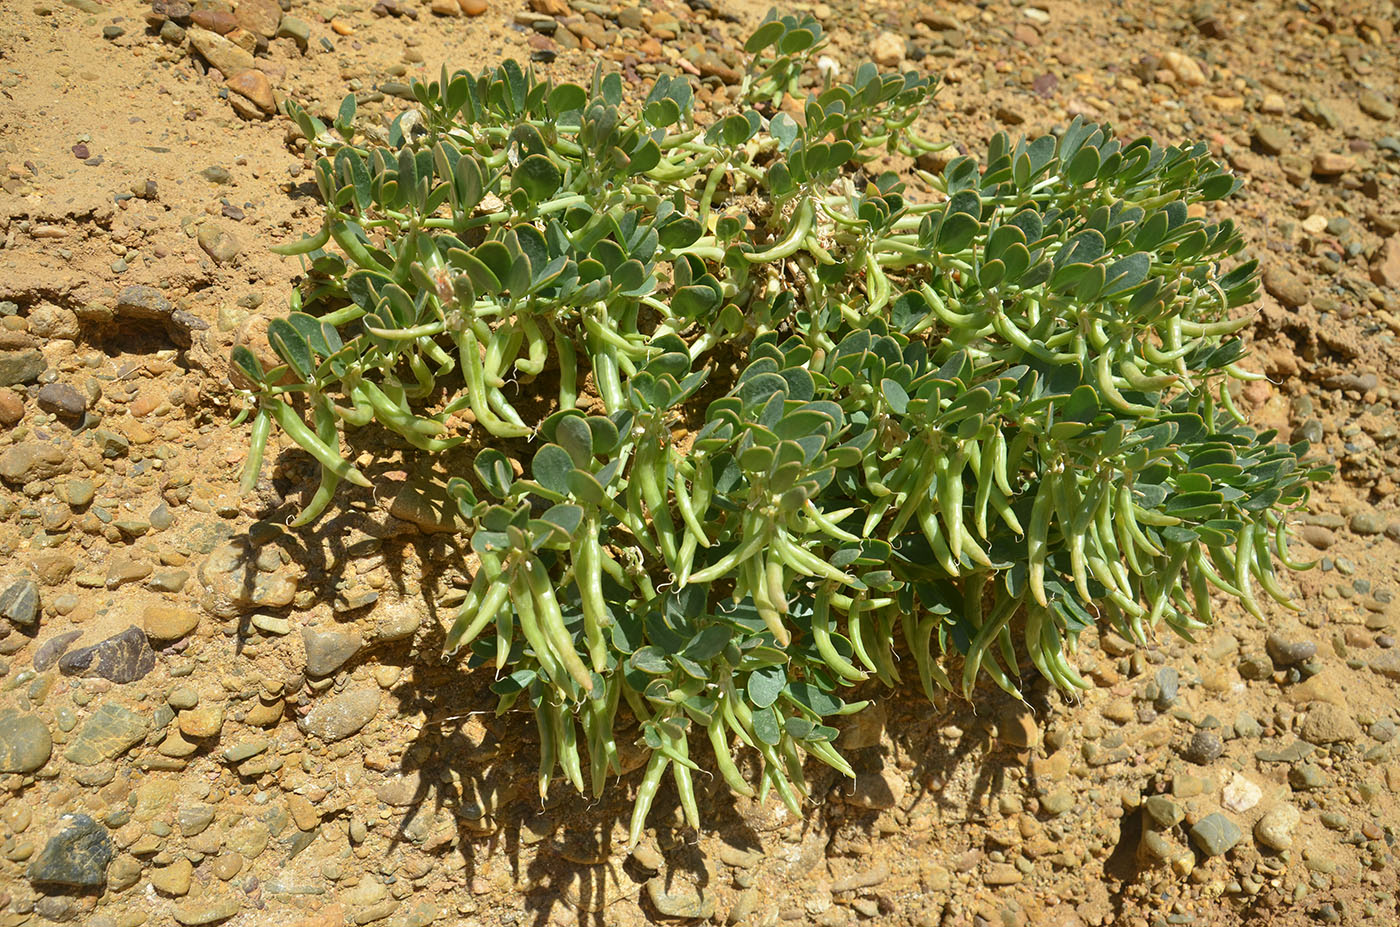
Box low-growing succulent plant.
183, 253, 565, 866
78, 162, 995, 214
235, 11, 1331, 841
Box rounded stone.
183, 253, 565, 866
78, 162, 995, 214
1189, 813, 1242, 858
1299, 703, 1360, 745
1255, 804, 1300, 851
178, 705, 225, 739
1351, 512, 1385, 536
0, 387, 24, 425
1143, 795, 1183, 829
301, 627, 362, 677
144, 606, 199, 643
297, 687, 381, 742
35, 382, 87, 419
167, 687, 199, 710
150, 857, 193, 896
1266, 634, 1317, 666
1183, 730, 1223, 765
0, 709, 53, 773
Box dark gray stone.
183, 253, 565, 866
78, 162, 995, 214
112, 285, 207, 345
1154, 666, 1179, 709
1183, 730, 1224, 765
1255, 740, 1315, 764
35, 383, 87, 419
28, 814, 112, 888
92, 429, 129, 459
1143, 795, 1183, 829
115, 284, 173, 320
58, 627, 155, 684
1289, 763, 1329, 790
1265, 634, 1317, 666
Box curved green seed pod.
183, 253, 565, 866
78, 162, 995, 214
445, 573, 511, 656
812, 585, 868, 683
1027, 476, 1055, 607
936, 445, 968, 558
239, 407, 272, 495
572, 517, 610, 674
509, 566, 564, 687
745, 197, 815, 263
902, 611, 950, 701
673, 468, 711, 549
917, 508, 961, 576
524, 556, 596, 696
557, 701, 585, 793
1273, 518, 1315, 572
845, 596, 879, 676
671, 734, 700, 830
863, 605, 902, 687
266, 397, 372, 488
1233, 524, 1265, 620
706, 711, 756, 799
799, 735, 855, 779
1250, 523, 1299, 610
536, 694, 557, 801
628, 751, 670, 850
270, 223, 332, 256
289, 396, 345, 527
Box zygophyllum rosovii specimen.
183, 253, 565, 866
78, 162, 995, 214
235, 12, 1332, 843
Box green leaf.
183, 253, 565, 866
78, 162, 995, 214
266, 319, 314, 383
474, 449, 515, 499
548, 82, 587, 115
744, 20, 786, 54
514, 154, 562, 203
684, 626, 731, 662
937, 213, 979, 253
659, 217, 703, 250
532, 444, 575, 496
770, 113, 799, 151
630, 646, 671, 675
555, 416, 594, 468
566, 469, 607, 504
335, 94, 356, 138
232, 345, 265, 385
747, 664, 786, 709
539, 503, 583, 537
751, 707, 781, 745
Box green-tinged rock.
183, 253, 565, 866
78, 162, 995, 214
0, 578, 40, 626
64, 702, 148, 765
302, 627, 362, 677
0, 709, 53, 773
222, 737, 269, 764
1189, 813, 1242, 857
0, 349, 45, 387
276, 16, 309, 46
27, 814, 112, 887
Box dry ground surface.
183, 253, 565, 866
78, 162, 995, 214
0, 0, 1399, 926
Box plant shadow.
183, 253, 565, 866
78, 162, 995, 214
215, 478, 1128, 924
